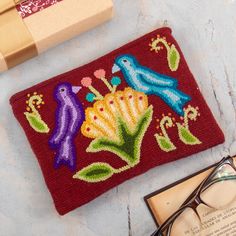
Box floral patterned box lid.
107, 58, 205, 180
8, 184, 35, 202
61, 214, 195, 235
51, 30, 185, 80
16, 0, 63, 18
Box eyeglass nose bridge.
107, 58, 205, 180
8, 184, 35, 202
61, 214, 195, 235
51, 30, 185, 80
188, 196, 202, 220
188, 194, 218, 221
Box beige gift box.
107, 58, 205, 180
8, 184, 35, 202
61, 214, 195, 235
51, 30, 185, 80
0, 0, 113, 72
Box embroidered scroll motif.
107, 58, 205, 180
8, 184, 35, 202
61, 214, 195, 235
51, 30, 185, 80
24, 92, 50, 133
149, 35, 180, 71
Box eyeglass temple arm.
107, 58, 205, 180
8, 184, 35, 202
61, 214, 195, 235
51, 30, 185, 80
202, 174, 236, 192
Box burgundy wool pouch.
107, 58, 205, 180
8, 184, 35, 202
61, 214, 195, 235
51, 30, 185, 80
10, 27, 225, 215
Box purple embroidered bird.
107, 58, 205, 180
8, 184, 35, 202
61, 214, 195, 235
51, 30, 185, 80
49, 82, 85, 171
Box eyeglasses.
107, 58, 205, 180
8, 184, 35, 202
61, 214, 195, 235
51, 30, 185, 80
151, 155, 236, 236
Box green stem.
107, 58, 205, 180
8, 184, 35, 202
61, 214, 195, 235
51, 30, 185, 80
113, 164, 132, 174
112, 85, 117, 93
89, 86, 104, 100
101, 77, 113, 92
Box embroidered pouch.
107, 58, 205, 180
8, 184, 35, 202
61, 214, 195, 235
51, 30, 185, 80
10, 27, 224, 215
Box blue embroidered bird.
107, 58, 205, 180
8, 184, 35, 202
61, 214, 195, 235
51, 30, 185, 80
112, 54, 191, 115
49, 83, 85, 171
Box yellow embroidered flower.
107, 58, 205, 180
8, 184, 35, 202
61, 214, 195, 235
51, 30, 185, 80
81, 87, 149, 141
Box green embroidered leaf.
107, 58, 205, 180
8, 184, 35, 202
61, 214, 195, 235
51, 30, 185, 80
24, 113, 50, 133
87, 106, 153, 166
73, 163, 114, 183
168, 45, 180, 72
155, 135, 176, 152
177, 123, 201, 145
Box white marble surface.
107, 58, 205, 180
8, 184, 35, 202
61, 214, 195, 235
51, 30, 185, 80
1, 0, 236, 235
